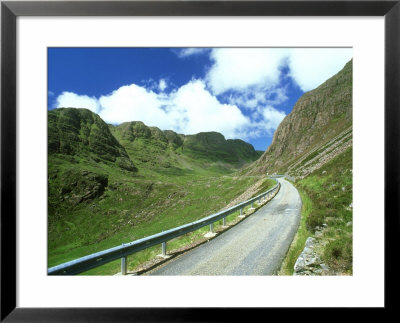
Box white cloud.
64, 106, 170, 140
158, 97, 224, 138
175, 48, 210, 58
265, 87, 289, 105
226, 86, 289, 111
288, 48, 353, 91
206, 48, 289, 95
240, 105, 286, 137
158, 79, 168, 91
260, 106, 286, 130
55, 91, 100, 113
98, 84, 172, 128
203, 47, 352, 95
169, 80, 249, 138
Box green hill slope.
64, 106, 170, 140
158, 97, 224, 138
280, 146, 353, 275
48, 108, 137, 232
110, 121, 262, 175
49, 108, 136, 171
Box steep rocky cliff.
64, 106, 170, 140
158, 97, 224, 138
248, 59, 352, 175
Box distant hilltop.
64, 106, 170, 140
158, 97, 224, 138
48, 107, 263, 173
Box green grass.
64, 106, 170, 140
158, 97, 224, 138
48, 151, 274, 274
279, 147, 353, 275
279, 190, 312, 275
250, 178, 277, 198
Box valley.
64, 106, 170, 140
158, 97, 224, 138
48, 108, 270, 275
48, 58, 353, 276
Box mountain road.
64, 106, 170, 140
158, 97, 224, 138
146, 177, 302, 275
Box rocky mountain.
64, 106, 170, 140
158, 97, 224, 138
247, 59, 352, 176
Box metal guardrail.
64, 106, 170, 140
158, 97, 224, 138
48, 179, 280, 275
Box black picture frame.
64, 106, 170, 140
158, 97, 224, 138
1, 0, 399, 321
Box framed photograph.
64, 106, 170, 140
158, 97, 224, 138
2, 0, 399, 321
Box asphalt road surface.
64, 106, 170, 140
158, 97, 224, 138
147, 178, 302, 275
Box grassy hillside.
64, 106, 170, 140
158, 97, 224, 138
110, 121, 262, 175
49, 108, 136, 171
279, 147, 352, 275
48, 108, 268, 275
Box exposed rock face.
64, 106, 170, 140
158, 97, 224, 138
248, 59, 352, 175
163, 130, 184, 148
294, 236, 330, 276
288, 126, 352, 179
57, 170, 108, 205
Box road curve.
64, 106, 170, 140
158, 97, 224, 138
146, 178, 302, 276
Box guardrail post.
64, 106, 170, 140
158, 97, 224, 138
162, 242, 167, 256
205, 222, 217, 238
223, 217, 226, 226
239, 208, 244, 218
121, 256, 127, 275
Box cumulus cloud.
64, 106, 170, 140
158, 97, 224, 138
169, 80, 249, 138
202, 47, 352, 95
206, 48, 289, 95
259, 105, 286, 130
97, 80, 251, 138
55, 91, 100, 113
288, 48, 353, 91
98, 84, 169, 128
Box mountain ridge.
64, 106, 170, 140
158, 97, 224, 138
49, 108, 262, 172
109, 117, 262, 171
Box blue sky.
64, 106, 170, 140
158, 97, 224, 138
48, 47, 352, 151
